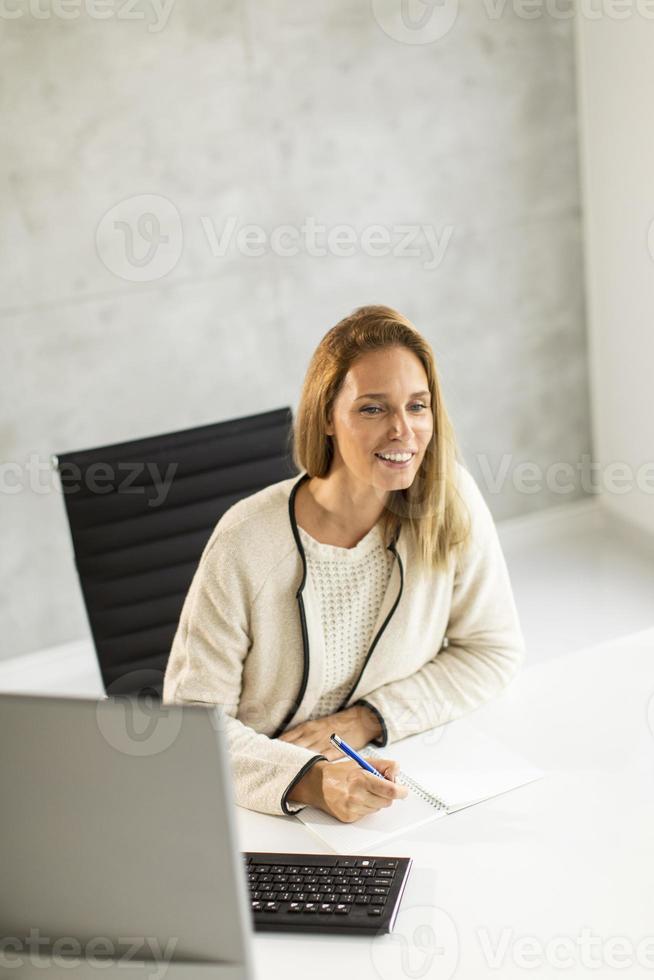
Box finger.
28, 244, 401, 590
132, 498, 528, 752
279, 729, 305, 743
361, 769, 408, 800
366, 757, 402, 782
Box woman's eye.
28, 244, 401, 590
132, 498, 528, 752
360, 403, 428, 415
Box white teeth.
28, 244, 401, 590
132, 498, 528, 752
376, 452, 413, 462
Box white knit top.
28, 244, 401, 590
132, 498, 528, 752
298, 521, 395, 720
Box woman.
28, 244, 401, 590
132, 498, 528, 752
163, 305, 525, 822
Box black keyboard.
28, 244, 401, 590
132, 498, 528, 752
243, 851, 412, 935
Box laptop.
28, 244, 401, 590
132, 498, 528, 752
0, 692, 256, 980
0, 691, 413, 975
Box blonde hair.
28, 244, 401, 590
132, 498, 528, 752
292, 305, 471, 572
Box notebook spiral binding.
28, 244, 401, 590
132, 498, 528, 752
365, 747, 448, 812
396, 771, 448, 812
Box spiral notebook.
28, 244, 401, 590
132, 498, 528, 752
294, 719, 543, 853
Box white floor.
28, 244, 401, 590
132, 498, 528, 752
0, 496, 653, 694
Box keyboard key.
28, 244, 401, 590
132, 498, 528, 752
337, 859, 356, 867
303, 903, 317, 913
355, 895, 370, 905
264, 902, 279, 912
251, 901, 262, 911
377, 869, 395, 878
320, 904, 334, 913
368, 908, 383, 917
288, 902, 302, 913
355, 859, 375, 868
371, 896, 386, 905
335, 904, 350, 914
370, 887, 389, 896
378, 860, 398, 869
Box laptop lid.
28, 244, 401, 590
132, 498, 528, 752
0, 693, 255, 980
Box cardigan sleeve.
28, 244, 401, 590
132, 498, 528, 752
162, 528, 326, 817
355, 467, 526, 746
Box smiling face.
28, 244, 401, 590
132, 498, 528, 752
325, 346, 434, 494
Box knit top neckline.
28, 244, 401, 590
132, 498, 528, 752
297, 521, 385, 561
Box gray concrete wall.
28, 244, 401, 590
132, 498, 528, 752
0, 0, 590, 660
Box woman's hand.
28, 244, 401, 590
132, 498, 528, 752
288, 756, 408, 822
278, 704, 382, 760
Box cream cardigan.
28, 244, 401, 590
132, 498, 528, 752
163, 465, 525, 816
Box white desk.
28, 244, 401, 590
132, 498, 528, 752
2, 629, 653, 979
237, 628, 654, 980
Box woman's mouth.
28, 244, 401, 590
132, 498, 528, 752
374, 452, 415, 470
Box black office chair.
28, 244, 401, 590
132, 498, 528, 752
53, 408, 297, 698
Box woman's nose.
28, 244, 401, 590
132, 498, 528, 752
388, 411, 413, 438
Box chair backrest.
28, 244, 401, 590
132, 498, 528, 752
54, 408, 297, 697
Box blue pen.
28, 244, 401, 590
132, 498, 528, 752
329, 733, 386, 780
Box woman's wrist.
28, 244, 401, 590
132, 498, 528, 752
351, 703, 383, 743
287, 759, 327, 807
